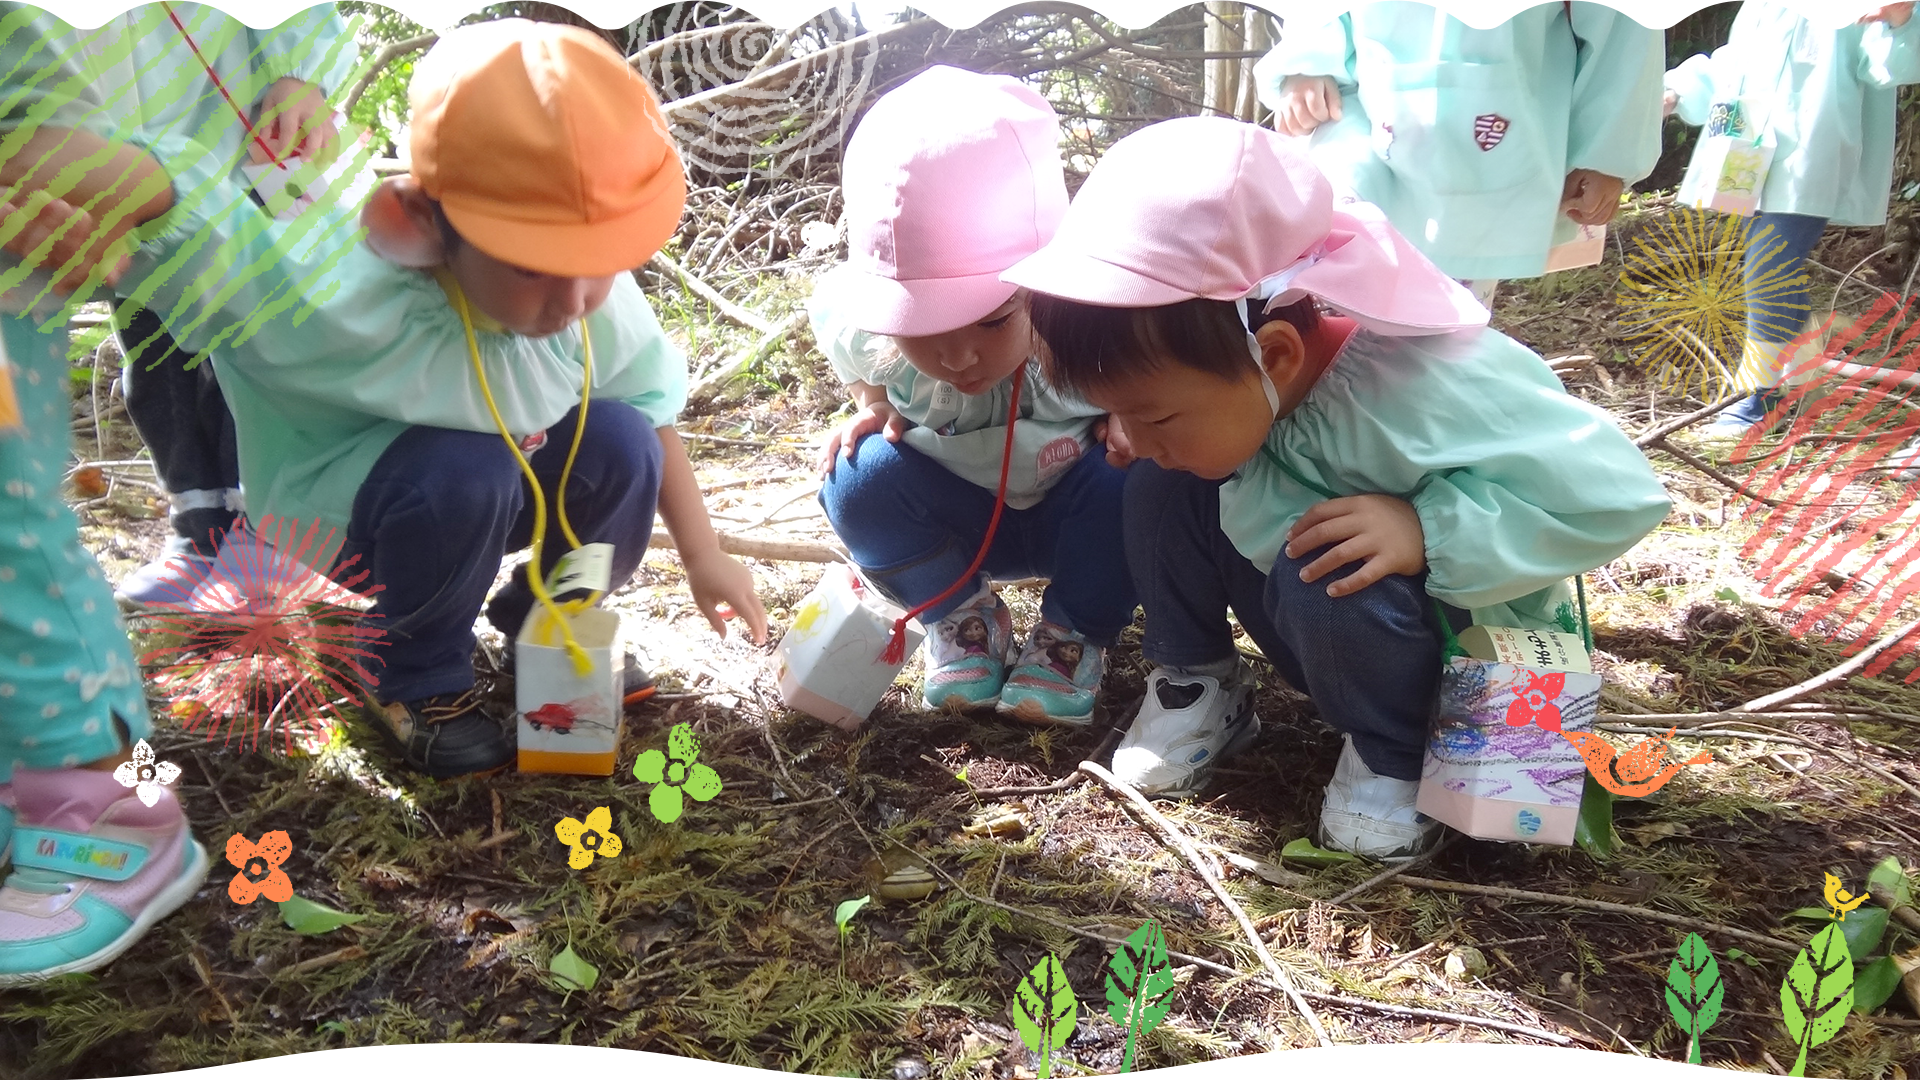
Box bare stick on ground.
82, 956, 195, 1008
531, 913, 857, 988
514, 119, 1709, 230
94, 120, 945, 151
1396, 877, 1800, 953
1737, 616, 1920, 713
1078, 760, 1334, 1047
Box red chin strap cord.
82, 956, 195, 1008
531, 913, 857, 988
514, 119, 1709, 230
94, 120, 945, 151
161, 1, 293, 171
880, 367, 1027, 665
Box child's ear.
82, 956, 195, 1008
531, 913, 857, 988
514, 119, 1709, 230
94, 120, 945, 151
361, 177, 443, 268
1252, 319, 1309, 385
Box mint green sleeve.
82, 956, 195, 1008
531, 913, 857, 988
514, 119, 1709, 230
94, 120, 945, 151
0, 4, 111, 135
248, 5, 361, 97
1403, 377, 1670, 611
1857, 17, 1920, 89
1564, 2, 1665, 182
1254, 13, 1357, 107
1664, 48, 1724, 128
806, 271, 892, 388
589, 275, 689, 428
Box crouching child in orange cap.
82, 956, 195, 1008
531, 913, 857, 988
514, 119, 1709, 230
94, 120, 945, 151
97, 19, 769, 777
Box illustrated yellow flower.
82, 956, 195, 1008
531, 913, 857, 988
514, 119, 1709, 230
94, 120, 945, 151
554, 806, 623, 870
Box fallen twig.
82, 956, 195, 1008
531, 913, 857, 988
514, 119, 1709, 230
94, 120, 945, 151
687, 311, 809, 405
649, 250, 776, 335
1633, 392, 1746, 447
1646, 435, 1781, 506
1737, 616, 1920, 713
1079, 760, 1332, 1047
649, 528, 844, 565
1395, 876, 1799, 953
1325, 834, 1456, 907
278, 946, 367, 979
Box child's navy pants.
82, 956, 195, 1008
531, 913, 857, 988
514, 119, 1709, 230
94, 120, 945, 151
817, 434, 1136, 646
1124, 460, 1468, 782
339, 401, 662, 705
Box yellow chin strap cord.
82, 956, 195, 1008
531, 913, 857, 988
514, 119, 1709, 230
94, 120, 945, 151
450, 282, 600, 677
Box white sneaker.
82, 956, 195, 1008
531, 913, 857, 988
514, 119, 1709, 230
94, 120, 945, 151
1109, 661, 1259, 799
1886, 437, 1920, 482
1318, 736, 1442, 860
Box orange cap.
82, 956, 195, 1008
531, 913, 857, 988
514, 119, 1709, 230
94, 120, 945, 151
407, 19, 686, 278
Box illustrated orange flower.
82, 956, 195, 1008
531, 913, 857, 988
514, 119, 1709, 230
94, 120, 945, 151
226, 830, 294, 904
1504, 670, 1565, 732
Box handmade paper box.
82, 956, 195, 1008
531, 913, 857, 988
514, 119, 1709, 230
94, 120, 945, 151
1544, 222, 1606, 273
1417, 657, 1602, 846
1678, 98, 1774, 218
515, 605, 623, 776
776, 564, 923, 731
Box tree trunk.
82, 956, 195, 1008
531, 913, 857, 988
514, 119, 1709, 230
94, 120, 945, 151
1235, 10, 1274, 123
1202, 3, 1243, 117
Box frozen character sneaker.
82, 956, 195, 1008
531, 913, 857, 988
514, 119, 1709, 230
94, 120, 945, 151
1109, 660, 1259, 798
998, 623, 1105, 727
1318, 736, 1443, 861
921, 585, 1015, 711
364, 688, 515, 779
183, 524, 333, 615
0, 766, 210, 985
114, 536, 216, 609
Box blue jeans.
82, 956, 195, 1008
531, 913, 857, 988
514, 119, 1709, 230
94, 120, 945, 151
339, 402, 663, 704
1747, 212, 1829, 346
818, 435, 1136, 645
1124, 462, 1467, 781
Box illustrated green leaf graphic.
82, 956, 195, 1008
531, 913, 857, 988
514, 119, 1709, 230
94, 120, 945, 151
1866, 856, 1913, 910
1780, 922, 1854, 1076
1853, 955, 1902, 1016
1662, 932, 1723, 1065
1280, 837, 1357, 868
1010, 952, 1077, 1080
835, 895, 871, 934
548, 944, 599, 992
1104, 921, 1177, 1073
277, 895, 366, 936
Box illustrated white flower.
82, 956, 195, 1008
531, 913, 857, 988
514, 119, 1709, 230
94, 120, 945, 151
112, 739, 182, 807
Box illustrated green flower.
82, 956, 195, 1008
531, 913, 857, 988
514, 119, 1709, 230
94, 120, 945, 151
633, 722, 722, 823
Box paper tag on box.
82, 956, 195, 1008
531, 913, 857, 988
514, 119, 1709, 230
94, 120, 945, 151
546, 543, 614, 597
237, 137, 369, 221
1458, 625, 1591, 673
775, 564, 922, 731
1417, 657, 1601, 846
515, 605, 623, 775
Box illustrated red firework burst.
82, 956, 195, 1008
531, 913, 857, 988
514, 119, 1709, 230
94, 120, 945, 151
1728, 291, 1920, 680
138, 516, 385, 753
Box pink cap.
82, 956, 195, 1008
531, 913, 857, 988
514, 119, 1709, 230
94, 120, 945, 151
828, 65, 1067, 337
1002, 116, 1487, 337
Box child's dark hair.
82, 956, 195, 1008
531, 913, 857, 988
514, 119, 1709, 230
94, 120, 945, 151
1026, 292, 1321, 396
432, 201, 464, 255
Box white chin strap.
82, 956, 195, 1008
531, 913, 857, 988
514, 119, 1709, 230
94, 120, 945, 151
1237, 249, 1325, 422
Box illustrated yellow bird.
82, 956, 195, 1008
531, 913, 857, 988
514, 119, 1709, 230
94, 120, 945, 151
1824, 872, 1869, 921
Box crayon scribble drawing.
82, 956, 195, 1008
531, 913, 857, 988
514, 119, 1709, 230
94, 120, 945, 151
1728, 294, 1920, 680
136, 517, 384, 754
1616, 207, 1810, 399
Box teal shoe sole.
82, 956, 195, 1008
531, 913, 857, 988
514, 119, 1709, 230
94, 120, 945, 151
0, 837, 209, 986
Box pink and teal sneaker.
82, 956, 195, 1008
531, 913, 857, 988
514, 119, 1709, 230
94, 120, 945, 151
0, 767, 209, 985
998, 623, 1104, 727
922, 584, 1015, 711
0, 783, 13, 868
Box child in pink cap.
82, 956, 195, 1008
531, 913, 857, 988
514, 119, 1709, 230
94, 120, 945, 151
1006, 117, 1669, 858
810, 66, 1134, 726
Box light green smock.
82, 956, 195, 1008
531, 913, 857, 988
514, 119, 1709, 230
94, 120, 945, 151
1666, 2, 1920, 226
1255, 1, 1665, 281
808, 271, 1100, 511
1221, 326, 1671, 632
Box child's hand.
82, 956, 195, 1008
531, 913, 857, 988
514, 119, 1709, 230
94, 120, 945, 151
819, 400, 907, 478
1862, 4, 1915, 27
1560, 169, 1625, 226
1274, 75, 1343, 138
1285, 494, 1426, 598
252, 78, 338, 165
1662, 89, 1680, 119
1092, 416, 1136, 468
683, 547, 770, 644
0, 189, 132, 294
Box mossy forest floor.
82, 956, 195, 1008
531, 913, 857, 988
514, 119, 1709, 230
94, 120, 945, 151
5, 195, 1920, 1079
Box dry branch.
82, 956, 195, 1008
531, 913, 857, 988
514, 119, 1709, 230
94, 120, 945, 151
687, 311, 809, 405
649, 250, 777, 335
1395, 877, 1800, 953
1736, 616, 1920, 712
344, 34, 438, 116
650, 529, 844, 564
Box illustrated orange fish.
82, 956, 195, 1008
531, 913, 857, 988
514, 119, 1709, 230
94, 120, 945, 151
1562, 727, 1712, 797
525, 702, 578, 733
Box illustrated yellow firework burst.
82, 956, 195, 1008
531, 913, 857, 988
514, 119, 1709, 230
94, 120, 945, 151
1615, 208, 1811, 398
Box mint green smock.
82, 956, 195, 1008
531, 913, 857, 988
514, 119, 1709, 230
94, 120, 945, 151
1665, 2, 1920, 226
98, 130, 691, 545
1255, 2, 1665, 281
1221, 326, 1671, 632
808, 271, 1100, 511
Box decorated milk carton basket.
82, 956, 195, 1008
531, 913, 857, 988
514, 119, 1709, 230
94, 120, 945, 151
515, 605, 623, 776
776, 564, 925, 731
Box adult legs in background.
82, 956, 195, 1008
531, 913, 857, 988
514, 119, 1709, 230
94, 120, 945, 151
111, 307, 243, 604
0, 316, 207, 985
340, 401, 663, 776
1711, 211, 1829, 434
1117, 461, 1457, 856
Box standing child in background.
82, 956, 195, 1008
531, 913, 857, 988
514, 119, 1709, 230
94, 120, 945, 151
54, 3, 361, 605
1663, 2, 1920, 436
1255, 1, 1665, 306
811, 67, 1135, 727
1008, 118, 1670, 857
94, 20, 769, 778
0, 7, 207, 982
